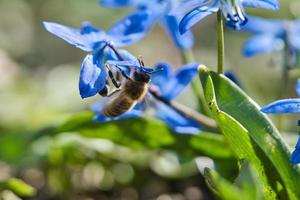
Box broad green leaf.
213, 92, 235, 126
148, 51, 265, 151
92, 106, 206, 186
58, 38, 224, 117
204, 168, 245, 200
56, 112, 175, 149
204, 161, 263, 200
234, 160, 263, 200
190, 133, 234, 159
0, 178, 36, 197
199, 66, 300, 199
43, 112, 235, 160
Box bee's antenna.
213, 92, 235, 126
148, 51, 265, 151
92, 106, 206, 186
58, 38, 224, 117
138, 55, 145, 67
111, 64, 132, 80
148, 67, 164, 74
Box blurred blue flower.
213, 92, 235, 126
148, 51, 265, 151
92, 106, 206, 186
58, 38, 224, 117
93, 62, 201, 134
151, 62, 200, 134
242, 16, 300, 57
151, 62, 198, 101
224, 70, 243, 88
99, 0, 194, 50
261, 80, 300, 114
261, 80, 300, 164
171, 0, 279, 33
291, 136, 300, 165
43, 12, 152, 98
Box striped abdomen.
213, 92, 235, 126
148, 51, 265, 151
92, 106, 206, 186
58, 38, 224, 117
102, 95, 136, 118
102, 81, 148, 118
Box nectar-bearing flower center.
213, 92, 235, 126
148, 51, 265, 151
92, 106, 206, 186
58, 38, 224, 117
219, 0, 247, 29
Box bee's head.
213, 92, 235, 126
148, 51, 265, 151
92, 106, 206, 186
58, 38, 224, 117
133, 70, 151, 83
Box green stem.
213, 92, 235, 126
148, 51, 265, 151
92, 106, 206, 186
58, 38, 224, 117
277, 40, 291, 130
217, 10, 224, 74
281, 41, 291, 98
181, 49, 196, 63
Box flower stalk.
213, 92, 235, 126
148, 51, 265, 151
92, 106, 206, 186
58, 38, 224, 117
149, 89, 218, 130
217, 10, 225, 74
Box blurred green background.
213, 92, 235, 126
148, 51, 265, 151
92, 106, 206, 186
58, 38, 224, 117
0, 0, 299, 199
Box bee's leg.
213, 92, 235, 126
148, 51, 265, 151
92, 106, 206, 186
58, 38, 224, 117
113, 64, 132, 80
106, 88, 121, 97
105, 64, 121, 88
119, 69, 131, 80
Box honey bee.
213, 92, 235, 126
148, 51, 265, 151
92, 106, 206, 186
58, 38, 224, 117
101, 57, 154, 118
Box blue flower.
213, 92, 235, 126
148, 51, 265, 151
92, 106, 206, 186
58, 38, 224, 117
261, 80, 300, 114
151, 62, 199, 101
92, 61, 201, 134
224, 70, 243, 88
99, 0, 194, 50
151, 62, 201, 134
291, 136, 300, 165
43, 11, 152, 98
242, 16, 300, 57
171, 0, 279, 33
261, 80, 300, 164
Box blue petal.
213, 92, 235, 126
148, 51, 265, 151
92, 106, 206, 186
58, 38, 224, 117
288, 32, 300, 52
106, 60, 140, 68
242, 0, 279, 10
160, 15, 194, 50
291, 20, 300, 33
169, 0, 208, 15
108, 10, 155, 47
155, 102, 200, 135
79, 54, 107, 98
80, 21, 101, 34
243, 34, 281, 57
99, 0, 141, 8
242, 16, 284, 34
106, 49, 136, 76
261, 99, 300, 114
93, 110, 143, 122
291, 136, 300, 164
106, 48, 137, 61
162, 64, 198, 100
179, 8, 216, 34
224, 70, 243, 88
296, 80, 300, 97
151, 63, 172, 91
106, 59, 154, 73
118, 49, 137, 60
43, 21, 106, 52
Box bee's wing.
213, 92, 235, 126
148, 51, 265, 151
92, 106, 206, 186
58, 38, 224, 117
106, 60, 138, 66
106, 60, 139, 76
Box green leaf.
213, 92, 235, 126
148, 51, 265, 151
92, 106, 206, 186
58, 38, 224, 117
205, 168, 242, 200
44, 112, 235, 160
204, 160, 263, 200
234, 160, 263, 200
56, 112, 175, 149
199, 66, 300, 199
0, 178, 36, 197
190, 132, 234, 159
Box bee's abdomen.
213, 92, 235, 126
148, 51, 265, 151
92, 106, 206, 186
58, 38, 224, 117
102, 96, 135, 118
124, 82, 148, 100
